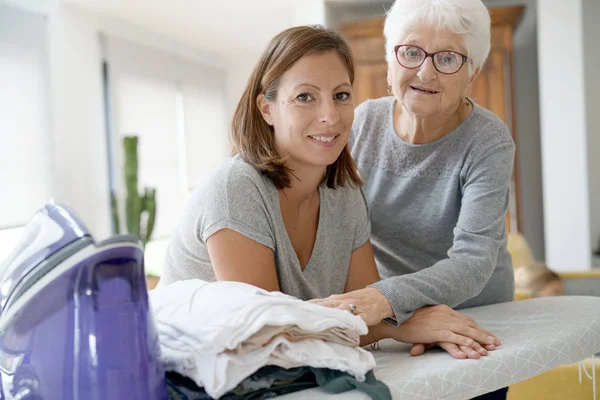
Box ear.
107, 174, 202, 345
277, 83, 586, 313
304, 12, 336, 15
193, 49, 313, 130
256, 93, 274, 126
469, 66, 481, 85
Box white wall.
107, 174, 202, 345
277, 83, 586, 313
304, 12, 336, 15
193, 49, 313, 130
537, 0, 593, 270
1, 0, 232, 241
225, 0, 326, 120
47, 2, 112, 239
1, 0, 111, 239
0, 0, 50, 14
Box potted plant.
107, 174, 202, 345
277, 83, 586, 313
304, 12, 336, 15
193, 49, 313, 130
110, 135, 157, 248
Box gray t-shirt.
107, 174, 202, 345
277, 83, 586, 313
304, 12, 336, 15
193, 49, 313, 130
350, 96, 515, 324
159, 154, 371, 301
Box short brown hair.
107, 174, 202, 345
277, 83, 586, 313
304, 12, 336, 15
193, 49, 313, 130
230, 25, 362, 189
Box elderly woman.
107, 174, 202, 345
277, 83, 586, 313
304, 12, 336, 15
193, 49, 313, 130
314, 0, 514, 393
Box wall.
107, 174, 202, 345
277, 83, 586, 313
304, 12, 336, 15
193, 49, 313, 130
0, 0, 232, 241
537, 0, 592, 270
326, 1, 392, 27
583, 0, 600, 266
1, 0, 112, 240
225, 0, 326, 119
511, 25, 544, 261
47, 2, 111, 239
0, 0, 50, 14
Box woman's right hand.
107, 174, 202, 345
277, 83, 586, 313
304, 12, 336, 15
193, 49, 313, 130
388, 304, 501, 359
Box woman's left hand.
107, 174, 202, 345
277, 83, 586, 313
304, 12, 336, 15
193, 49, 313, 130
309, 287, 393, 326
410, 341, 498, 359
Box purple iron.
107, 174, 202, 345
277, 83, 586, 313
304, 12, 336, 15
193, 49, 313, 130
0, 203, 168, 400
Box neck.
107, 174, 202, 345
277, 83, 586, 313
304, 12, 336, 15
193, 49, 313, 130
395, 100, 466, 145
278, 164, 324, 207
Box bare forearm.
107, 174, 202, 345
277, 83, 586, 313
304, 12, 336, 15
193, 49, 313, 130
359, 322, 395, 346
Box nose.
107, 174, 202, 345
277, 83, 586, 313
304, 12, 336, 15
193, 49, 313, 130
319, 98, 340, 125
417, 56, 437, 82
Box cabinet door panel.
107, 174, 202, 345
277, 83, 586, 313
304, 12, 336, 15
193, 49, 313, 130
354, 63, 389, 106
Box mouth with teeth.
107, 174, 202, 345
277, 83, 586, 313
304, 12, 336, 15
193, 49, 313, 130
411, 86, 439, 94
308, 134, 339, 147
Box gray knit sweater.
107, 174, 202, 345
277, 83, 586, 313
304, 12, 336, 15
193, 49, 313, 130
349, 97, 515, 324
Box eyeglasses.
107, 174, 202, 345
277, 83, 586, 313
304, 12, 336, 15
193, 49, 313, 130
394, 45, 468, 75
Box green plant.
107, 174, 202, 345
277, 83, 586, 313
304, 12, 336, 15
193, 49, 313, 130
110, 136, 157, 247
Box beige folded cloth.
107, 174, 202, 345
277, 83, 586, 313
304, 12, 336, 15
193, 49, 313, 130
229, 324, 360, 355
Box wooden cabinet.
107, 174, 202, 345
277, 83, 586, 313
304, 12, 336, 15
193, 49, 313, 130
339, 6, 524, 232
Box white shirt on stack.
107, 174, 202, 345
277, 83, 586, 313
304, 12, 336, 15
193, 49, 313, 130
149, 279, 376, 399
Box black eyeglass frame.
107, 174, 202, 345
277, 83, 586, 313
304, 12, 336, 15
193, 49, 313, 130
393, 44, 469, 75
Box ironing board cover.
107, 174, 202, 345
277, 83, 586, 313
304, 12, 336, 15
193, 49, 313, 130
277, 296, 600, 400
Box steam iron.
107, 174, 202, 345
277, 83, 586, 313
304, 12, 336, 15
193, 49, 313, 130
0, 203, 168, 400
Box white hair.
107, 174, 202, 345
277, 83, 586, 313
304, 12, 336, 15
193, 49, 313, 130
383, 0, 491, 75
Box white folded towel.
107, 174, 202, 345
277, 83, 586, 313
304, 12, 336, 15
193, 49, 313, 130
150, 279, 376, 398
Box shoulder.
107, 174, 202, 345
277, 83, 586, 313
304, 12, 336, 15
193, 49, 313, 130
460, 103, 515, 166
196, 154, 267, 198
469, 104, 515, 151
179, 155, 275, 244
322, 183, 368, 216
185, 155, 270, 219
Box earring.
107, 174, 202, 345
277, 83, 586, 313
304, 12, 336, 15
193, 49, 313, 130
387, 85, 392, 95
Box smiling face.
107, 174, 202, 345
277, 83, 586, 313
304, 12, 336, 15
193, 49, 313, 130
388, 23, 477, 116
258, 51, 354, 173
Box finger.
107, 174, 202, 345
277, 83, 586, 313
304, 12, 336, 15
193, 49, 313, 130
447, 311, 501, 346
452, 324, 497, 346
438, 330, 484, 349
470, 325, 501, 346
483, 344, 496, 351
410, 344, 426, 357
469, 340, 488, 356
438, 342, 467, 359
459, 344, 482, 359
335, 304, 352, 312
313, 300, 342, 309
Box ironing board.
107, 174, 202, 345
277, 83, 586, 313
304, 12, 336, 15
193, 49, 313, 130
277, 296, 600, 400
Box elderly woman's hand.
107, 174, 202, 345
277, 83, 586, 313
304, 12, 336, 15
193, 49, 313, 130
309, 287, 393, 326
392, 305, 501, 359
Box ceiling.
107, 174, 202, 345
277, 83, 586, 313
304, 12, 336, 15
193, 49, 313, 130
64, 0, 303, 57
64, 0, 535, 57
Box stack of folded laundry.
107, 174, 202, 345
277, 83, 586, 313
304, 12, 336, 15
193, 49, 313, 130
150, 279, 391, 400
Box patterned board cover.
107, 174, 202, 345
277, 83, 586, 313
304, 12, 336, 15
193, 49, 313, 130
278, 296, 600, 399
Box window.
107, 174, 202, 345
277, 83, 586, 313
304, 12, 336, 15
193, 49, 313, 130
0, 4, 52, 262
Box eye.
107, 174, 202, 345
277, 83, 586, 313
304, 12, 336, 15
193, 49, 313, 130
437, 52, 460, 65
404, 46, 422, 58
335, 92, 351, 101
296, 93, 313, 102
